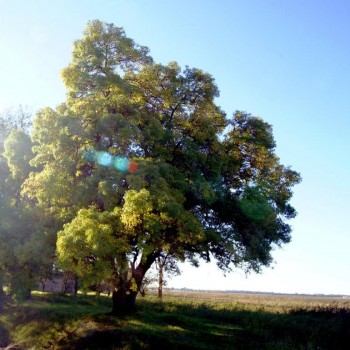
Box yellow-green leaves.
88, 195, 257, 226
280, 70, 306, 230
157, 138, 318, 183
121, 189, 153, 230
57, 207, 127, 286
62, 20, 152, 100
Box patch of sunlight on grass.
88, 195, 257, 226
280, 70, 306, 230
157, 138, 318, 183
209, 331, 226, 337
11, 320, 51, 348
127, 319, 164, 337
165, 325, 187, 332
204, 322, 242, 332
32, 290, 54, 296
128, 319, 146, 327
128, 318, 189, 338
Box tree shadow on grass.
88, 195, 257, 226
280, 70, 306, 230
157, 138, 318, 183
39, 299, 265, 350
0, 323, 10, 348
0, 295, 11, 348
0, 293, 111, 350
3, 294, 350, 349
60, 299, 350, 350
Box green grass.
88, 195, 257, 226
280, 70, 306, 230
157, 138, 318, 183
1, 290, 350, 349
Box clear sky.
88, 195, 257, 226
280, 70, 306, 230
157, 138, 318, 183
1, 0, 349, 295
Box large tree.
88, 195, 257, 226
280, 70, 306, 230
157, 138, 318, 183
24, 20, 301, 314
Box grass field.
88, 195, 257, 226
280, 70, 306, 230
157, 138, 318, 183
1, 289, 350, 349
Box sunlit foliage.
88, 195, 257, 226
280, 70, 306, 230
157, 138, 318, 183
3, 20, 300, 311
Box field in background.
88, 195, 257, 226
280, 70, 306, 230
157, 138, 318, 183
154, 288, 350, 310
1, 289, 350, 349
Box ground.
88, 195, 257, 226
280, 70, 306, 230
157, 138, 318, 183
1, 289, 350, 349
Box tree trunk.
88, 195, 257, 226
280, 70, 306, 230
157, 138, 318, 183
108, 252, 160, 315
111, 288, 137, 315
61, 273, 68, 294
25, 288, 32, 300
0, 272, 4, 296
74, 275, 79, 296
157, 257, 163, 299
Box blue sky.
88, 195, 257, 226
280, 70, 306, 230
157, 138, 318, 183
1, 0, 349, 294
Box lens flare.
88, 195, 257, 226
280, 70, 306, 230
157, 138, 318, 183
83, 148, 138, 173
114, 157, 129, 172
128, 160, 138, 172
97, 152, 113, 167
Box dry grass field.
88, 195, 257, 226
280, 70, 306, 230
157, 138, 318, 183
159, 288, 350, 311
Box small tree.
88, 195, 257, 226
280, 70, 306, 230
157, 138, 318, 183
0, 111, 56, 300
156, 254, 180, 299
0, 114, 35, 300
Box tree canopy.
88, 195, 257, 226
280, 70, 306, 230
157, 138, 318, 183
0, 109, 55, 300
2, 20, 300, 312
